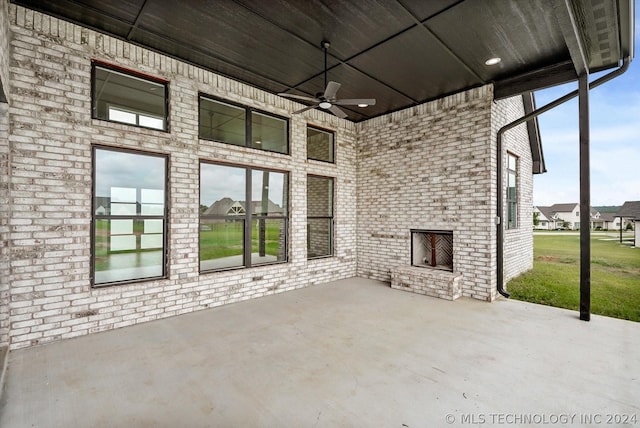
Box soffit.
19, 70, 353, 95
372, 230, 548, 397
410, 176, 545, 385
11, 0, 634, 122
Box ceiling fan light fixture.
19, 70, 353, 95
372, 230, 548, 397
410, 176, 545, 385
319, 101, 332, 109
357, 103, 369, 108
484, 57, 501, 66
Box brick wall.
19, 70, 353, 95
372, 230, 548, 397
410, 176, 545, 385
0, 0, 9, 347
356, 88, 533, 301
0, 101, 8, 347
492, 97, 534, 283
5, 5, 357, 349
356, 87, 497, 301
5, 5, 535, 348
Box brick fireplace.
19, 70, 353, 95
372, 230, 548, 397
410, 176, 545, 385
390, 229, 462, 300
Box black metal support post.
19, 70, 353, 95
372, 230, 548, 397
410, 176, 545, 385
495, 58, 629, 305
619, 216, 623, 243
578, 73, 591, 321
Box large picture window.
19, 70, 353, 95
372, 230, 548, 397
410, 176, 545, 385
92, 146, 167, 286
307, 126, 335, 163
506, 153, 518, 229
92, 62, 168, 131
199, 95, 289, 154
200, 162, 288, 271
307, 175, 334, 258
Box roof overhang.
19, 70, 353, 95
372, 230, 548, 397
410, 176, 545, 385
10, 0, 635, 122
522, 92, 546, 174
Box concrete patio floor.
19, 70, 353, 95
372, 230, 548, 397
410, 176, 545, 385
0, 277, 638, 427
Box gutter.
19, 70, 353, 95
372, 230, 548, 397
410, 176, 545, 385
495, 57, 631, 298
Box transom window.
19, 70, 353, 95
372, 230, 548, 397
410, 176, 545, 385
307, 126, 335, 163
307, 175, 334, 258
506, 153, 518, 229
199, 95, 289, 154
92, 146, 168, 286
200, 162, 289, 271
92, 62, 168, 131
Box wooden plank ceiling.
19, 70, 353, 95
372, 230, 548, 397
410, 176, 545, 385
12, 0, 633, 121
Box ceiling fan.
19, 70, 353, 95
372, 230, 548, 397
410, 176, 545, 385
278, 41, 376, 119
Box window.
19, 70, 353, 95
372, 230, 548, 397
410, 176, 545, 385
92, 62, 168, 131
199, 95, 288, 154
506, 153, 518, 229
307, 175, 334, 258
92, 146, 167, 286
200, 162, 288, 271
307, 126, 334, 163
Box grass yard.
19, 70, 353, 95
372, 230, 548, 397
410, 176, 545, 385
200, 220, 283, 260
507, 232, 640, 322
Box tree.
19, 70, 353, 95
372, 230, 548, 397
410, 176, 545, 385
533, 211, 540, 226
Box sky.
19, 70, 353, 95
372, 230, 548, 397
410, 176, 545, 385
532, 4, 640, 207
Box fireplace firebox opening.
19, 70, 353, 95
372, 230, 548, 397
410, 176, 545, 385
411, 229, 453, 272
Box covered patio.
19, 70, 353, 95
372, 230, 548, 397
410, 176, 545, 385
1, 278, 638, 427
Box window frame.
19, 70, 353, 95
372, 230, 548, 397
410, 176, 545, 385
307, 125, 335, 164
506, 152, 518, 230
91, 60, 170, 132
199, 160, 290, 273
91, 145, 169, 287
198, 93, 290, 155
306, 174, 335, 259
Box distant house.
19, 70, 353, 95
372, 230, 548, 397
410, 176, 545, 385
534, 203, 601, 230
203, 197, 284, 217
533, 206, 556, 230
592, 212, 622, 230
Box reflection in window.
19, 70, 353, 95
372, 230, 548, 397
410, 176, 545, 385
93, 63, 168, 131
507, 153, 518, 229
199, 95, 288, 154
307, 127, 335, 163
307, 176, 334, 258
199, 98, 245, 146
107, 107, 165, 130
93, 147, 167, 285
200, 162, 288, 271
251, 111, 288, 154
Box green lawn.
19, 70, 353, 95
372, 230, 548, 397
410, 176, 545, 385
507, 233, 640, 322
200, 220, 282, 260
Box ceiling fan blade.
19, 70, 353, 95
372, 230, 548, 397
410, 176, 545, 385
278, 93, 319, 103
292, 104, 318, 115
323, 81, 341, 99
328, 105, 348, 119
334, 98, 377, 106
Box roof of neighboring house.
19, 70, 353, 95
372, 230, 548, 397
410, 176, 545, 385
617, 201, 640, 219
203, 198, 285, 216
548, 203, 579, 213
598, 213, 618, 222
535, 206, 556, 221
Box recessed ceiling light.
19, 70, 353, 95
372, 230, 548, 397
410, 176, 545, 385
319, 101, 332, 109
357, 103, 369, 108
485, 57, 502, 66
